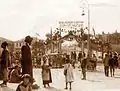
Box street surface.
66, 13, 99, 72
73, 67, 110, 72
1, 65, 120, 91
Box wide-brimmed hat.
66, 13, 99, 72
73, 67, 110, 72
25, 36, 33, 43
21, 74, 31, 80
1, 41, 8, 48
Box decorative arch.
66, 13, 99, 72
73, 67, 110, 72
60, 31, 81, 43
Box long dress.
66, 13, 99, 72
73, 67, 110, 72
42, 64, 52, 85
1, 49, 9, 81
21, 44, 33, 78
0, 58, 3, 80
64, 63, 74, 83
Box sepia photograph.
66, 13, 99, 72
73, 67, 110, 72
0, 0, 120, 91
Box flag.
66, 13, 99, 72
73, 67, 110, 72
92, 27, 96, 38
50, 28, 53, 40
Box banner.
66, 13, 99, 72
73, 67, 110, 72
58, 21, 84, 29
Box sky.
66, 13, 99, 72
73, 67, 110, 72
0, 0, 120, 41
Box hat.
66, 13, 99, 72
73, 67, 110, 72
1, 41, 8, 48
25, 36, 33, 43
21, 74, 31, 80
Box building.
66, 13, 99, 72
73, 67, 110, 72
14, 39, 25, 52
13, 37, 39, 52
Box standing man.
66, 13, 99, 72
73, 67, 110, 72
73, 51, 76, 62
118, 54, 120, 69
78, 51, 82, 63
21, 36, 33, 82
81, 53, 87, 80
103, 54, 109, 77
92, 54, 97, 71
109, 54, 115, 77
21, 36, 40, 89
113, 52, 118, 69
0, 41, 9, 87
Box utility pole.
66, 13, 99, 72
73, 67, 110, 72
81, 0, 91, 58
87, 4, 91, 58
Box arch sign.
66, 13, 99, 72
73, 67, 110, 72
58, 21, 84, 43
59, 21, 84, 29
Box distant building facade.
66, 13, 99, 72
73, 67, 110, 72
14, 39, 25, 52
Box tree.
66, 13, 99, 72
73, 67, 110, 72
32, 40, 45, 58
45, 33, 52, 45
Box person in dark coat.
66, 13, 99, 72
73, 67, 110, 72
109, 54, 115, 77
81, 53, 87, 80
113, 53, 118, 68
73, 51, 76, 62
78, 51, 82, 63
21, 36, 33, 82
103, 54, 109, 77
92, 54, 97, 71
0, 41, 9, 87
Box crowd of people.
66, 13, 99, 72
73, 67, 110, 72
0, 35, 120, 91
103, 52, 119, 77
0, 36, 39, 91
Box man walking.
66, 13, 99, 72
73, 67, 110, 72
109, 54, 115, 77
92, 54, 97, 71
103, 54, 109, 77
78, 51, 82, 63
81, 53, 87, 80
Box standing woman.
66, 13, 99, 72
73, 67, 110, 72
64, 58, 74, 90
0, 41, 9, 87
42, 57, 52, 88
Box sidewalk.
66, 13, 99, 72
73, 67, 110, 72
1, 65, 120, 91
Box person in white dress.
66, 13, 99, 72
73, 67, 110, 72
64, 58, 74, 90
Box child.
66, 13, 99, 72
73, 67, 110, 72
42, 60, 52, 88
16, 74, 32, 91
64, 58, 74, 90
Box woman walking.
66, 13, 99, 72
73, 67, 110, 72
64, 58, 74, 90
42, 57, 52, 88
